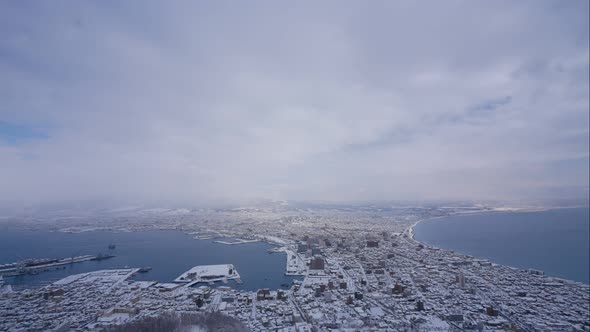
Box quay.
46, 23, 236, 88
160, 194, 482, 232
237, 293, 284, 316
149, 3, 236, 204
0, 254, 116, 277
174, 264, 241, 286
214, 238, 258, 245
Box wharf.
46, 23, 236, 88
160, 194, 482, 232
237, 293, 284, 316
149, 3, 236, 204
175, 264, 241, 286
0, 255, 115, 277
214, 239, 258, 245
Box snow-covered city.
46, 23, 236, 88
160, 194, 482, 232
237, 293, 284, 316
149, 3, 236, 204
1, 204, 588, 331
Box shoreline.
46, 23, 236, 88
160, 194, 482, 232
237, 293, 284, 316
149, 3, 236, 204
407, 205, 590, 241
406, 206, 590, 285
1, 231, 295, 292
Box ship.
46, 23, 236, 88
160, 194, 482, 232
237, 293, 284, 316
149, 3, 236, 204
91, 253, 115, 261
108, 244, 116, 250
24, 258, 59, 267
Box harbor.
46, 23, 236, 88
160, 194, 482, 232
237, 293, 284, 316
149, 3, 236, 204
0, 254, 115, 277
0, 230, 298, 291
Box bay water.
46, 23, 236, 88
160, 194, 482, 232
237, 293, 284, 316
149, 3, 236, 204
414, 207, 590, 283
0, 230, 298, 291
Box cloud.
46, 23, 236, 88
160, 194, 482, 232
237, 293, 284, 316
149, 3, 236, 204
0, 0, 588, 207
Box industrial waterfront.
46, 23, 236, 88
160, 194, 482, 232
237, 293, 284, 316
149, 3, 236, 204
0, 230, 299, 291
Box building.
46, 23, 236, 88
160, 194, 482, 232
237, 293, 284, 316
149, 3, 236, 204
456, 273, 466, 288
486, 306, 499, 317
257, 288, 272, 301
367, 240, 379, 248
416, 300, 425, 311
310, 257, 325, 270
297, 244, 308, 253
447, 314, 464, 322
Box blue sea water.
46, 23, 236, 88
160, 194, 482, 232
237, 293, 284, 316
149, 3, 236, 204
0, 230, 299, 291
414, 207, 590, 284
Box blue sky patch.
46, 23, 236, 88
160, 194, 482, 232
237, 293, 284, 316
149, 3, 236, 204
0, 121, 49, 144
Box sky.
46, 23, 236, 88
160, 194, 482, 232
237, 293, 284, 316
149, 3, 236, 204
0, 1, 588, 208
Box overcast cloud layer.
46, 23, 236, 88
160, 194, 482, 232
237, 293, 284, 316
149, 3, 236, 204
1, 1, 588, 207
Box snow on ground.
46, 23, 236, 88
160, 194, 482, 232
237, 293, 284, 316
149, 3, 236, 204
175, 264, 239, 283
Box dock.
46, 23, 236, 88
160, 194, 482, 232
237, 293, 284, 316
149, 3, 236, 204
0, 254, 116, 277
175, 264, 241, 287
214, 239, 258, 245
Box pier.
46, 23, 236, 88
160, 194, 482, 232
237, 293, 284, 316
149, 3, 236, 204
214, 239, 258, 245
0, 254, 116, 277
175, 264, 241, 286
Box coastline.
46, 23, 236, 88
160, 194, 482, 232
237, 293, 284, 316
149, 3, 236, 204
407, 206, 590, 285
0, 230, 295, 291
407, 205, 590, 241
